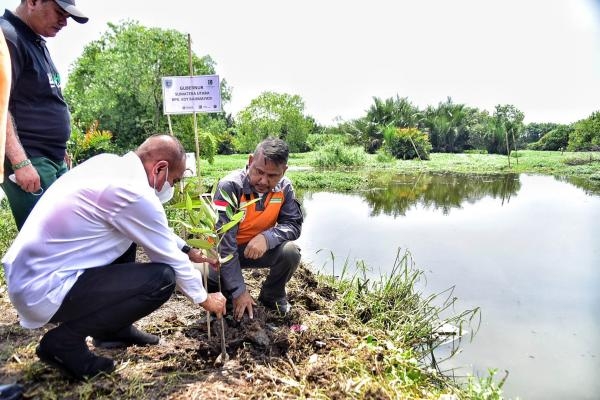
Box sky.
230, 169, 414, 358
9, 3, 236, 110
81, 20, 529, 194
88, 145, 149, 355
6, 0, 600, 126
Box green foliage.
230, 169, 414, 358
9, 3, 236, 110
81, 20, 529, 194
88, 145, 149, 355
528, 125, 572, 151
311, 143, 366, 168
0, 200, 17, 285
334, 117, 382, 153
461, 109, 492, 151
65, 21, 230, 154
464, 369, 507, 400
367, 95, 421, 129
383, 127, 432, 160
488, 105, 524, 155
355, 95, 421, 153
422, 97, 471, 153
333, 250, 480, 363
215, 129, 236, 155
168, 180, 257, 262
234, 92, 315, 153
306, 133, 348, 150
521, 122, 560, 144
568, 111, 600, 151
375, 148, 396, 163
175, 117, 221, 164
67, 121, 114, 165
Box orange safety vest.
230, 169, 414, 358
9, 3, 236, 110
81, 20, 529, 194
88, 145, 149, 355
237, 191, 284, 245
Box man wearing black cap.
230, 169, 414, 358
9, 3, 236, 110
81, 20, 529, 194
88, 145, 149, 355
0, 0, 88, 230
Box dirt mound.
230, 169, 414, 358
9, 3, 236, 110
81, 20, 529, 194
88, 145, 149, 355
0, 263, 351, 399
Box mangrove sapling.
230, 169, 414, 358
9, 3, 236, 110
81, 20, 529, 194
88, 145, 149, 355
168, 180, 258, 365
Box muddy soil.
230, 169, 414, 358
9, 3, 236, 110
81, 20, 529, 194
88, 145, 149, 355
0, 259, 356, 399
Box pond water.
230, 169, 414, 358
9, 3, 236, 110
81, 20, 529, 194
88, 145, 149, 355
295, 173, 600, 400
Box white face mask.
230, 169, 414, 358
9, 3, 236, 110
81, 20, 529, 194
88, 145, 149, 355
154, 167, 174, 204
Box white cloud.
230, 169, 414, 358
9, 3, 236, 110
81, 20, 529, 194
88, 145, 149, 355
24, 0, 599, 125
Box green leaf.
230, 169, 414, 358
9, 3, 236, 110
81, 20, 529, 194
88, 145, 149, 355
219, 188, 238, 208
217, 210, 246, 234
219, 253, 234, 264
187, 238, 216, 250
240, 197, 260, 209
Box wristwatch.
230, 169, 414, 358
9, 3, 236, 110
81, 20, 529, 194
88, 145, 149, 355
181, 245, 192, 254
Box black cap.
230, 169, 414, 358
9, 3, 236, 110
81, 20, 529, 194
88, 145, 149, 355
54, 0, 88, 24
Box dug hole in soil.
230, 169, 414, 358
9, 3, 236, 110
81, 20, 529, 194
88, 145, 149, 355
0, 247, 347, 399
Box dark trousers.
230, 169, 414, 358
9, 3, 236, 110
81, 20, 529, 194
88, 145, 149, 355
49, 244, 176, 339
1, 157, 68, 230
211, 241, 301, 299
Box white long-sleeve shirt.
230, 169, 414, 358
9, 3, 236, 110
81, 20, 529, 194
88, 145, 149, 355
1, 151, 207, 329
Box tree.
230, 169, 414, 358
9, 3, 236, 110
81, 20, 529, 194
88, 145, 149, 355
521, 122, 560, 145
362, 96, 421, 153
568, 111, 600, 151
234, 92, 314, 153
367, 96, 420, 128
383, 127, 432, 160
65, 21, 231, 155
489, 104, 524, 155
462, 108, 491, 151
528, 125, 572, 151
422, 97, 470, 153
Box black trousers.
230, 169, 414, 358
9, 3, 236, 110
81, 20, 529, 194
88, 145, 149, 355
210, 241, 301, 299
50, 244, 176, 339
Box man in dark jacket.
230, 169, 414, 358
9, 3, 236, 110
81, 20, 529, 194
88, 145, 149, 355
211, 137, 303, 320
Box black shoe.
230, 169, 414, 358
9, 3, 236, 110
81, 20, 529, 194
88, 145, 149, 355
92, 325, 159, 349
0, 383, 23, 400
37, 329, 114, 380
258, 294, 291, 315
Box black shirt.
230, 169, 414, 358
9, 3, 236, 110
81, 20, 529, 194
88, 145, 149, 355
1, 9, 71, 161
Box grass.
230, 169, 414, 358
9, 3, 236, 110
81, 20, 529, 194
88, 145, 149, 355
196, 150, 600, 193
4, 150, 587, 399
0, 200, 17, 285
0, 253, 509, 399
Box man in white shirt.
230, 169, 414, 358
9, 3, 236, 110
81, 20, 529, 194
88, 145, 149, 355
1, 134, 226, 380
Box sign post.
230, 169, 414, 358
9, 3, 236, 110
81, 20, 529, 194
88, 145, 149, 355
161, 75, 222, 115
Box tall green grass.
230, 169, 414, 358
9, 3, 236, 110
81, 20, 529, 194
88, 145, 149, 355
311, 144, 367, 168
316, 249, 506, 398
0, 199, 17, 285
329, 250, 480, 363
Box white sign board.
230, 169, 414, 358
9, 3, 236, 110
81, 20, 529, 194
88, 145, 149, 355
162, 75, 222, 114
184, 152, 197, 177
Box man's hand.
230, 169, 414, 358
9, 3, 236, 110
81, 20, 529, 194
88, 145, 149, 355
243, 234, 267, 260
188, 248, 220, 270
14, 164, 41, 193
200, 292, 227, 316
232, 289, 256, 321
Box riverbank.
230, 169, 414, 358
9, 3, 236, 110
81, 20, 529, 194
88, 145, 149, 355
4, 150, 590, 399
0, 239, 492, 399
198, 150, 600, 194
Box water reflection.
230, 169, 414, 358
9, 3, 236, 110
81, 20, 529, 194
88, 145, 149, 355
558, 175, 600, 196
363, 173, 520, 217
295, 173, 600, 400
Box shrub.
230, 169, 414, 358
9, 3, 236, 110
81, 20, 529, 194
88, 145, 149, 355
375, 149, 396, 163
306, 133, 347, 150
568, 111, 600, 151
464, 149, 488, 154
528, 125, 572, 151
67, 121, 113, 165
383, 127, 432, 160
311, 143, 366, 168
216, 130, 236, 155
